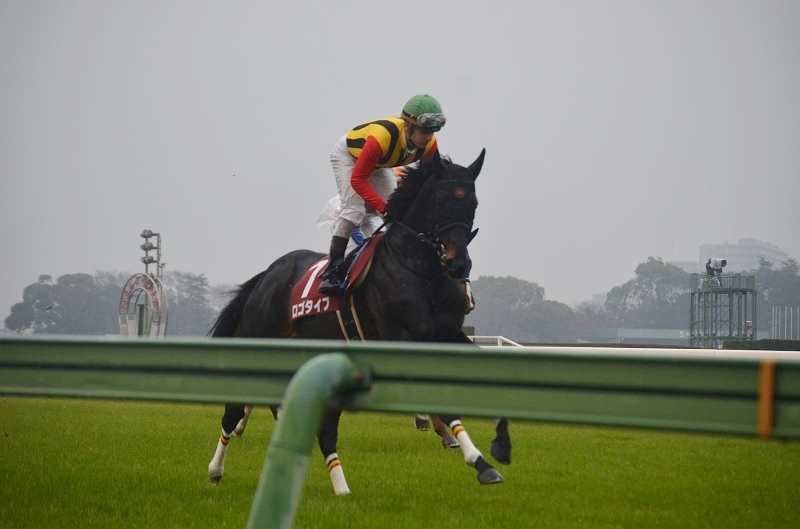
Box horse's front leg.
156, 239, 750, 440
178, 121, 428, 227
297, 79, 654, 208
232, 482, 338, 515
208, 404, 247, 484
318, 408, 351, 495
490, 418, 512, 464
233, 405, 254, 437
438, 415, 504, 485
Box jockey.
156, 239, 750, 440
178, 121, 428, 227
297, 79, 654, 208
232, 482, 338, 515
319, 94, 446, 294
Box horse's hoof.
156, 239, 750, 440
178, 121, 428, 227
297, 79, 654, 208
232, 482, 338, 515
474, 456, 504, 485
441, 437, 460, 449
209, 474, 222, 485
414, 417, 430, 431
490, 439, 512, 465
477, 468, 504, 485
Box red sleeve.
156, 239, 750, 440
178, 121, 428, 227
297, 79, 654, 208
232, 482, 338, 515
350, 135, 388, 213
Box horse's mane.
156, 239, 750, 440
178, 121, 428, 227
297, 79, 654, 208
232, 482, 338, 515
207, 270, 267, 337
384, 156, 449, 220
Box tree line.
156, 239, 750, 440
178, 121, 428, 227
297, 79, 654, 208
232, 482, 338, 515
465, 256, 800, 342
4, 257, 799, 341
3, 271, 231, 337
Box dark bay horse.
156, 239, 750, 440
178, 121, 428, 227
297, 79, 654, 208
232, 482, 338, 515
207, 150, 510, 494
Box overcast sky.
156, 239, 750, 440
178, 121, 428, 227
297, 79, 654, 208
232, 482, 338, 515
2, 1, 799, 323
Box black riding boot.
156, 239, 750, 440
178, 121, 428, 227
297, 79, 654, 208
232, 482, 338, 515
318, 236, 349, 295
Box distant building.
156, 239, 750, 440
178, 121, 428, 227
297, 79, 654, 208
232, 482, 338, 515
699, 238, 789, 273
590, 292, 606, 306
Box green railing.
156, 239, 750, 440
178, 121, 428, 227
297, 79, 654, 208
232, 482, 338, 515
2, 335, 800, 528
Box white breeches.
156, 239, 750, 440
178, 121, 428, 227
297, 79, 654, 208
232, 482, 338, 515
330, 135, 396, 228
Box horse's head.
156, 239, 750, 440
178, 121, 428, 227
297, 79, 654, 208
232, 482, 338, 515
386, 149, 484, 278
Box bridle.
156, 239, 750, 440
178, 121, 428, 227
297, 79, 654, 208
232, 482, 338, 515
382, 177, 475, 271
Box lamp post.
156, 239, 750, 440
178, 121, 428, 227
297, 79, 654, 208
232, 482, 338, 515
139, 229, 164, 279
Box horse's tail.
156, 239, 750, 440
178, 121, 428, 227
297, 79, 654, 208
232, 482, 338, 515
208, 271, 267, 338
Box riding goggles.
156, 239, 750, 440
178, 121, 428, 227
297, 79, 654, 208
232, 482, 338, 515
414, 113, 446, 131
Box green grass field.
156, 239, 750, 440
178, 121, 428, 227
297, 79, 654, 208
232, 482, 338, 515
1, 397, 798, 529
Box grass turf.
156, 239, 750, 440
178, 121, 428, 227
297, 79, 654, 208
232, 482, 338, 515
1, 397, 798, 528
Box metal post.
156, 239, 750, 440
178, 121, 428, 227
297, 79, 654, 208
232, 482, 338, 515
246, 353, 370, 529
136, 304, 146, 337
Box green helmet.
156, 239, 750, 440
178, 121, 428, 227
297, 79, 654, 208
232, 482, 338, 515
401, 94, 446, 131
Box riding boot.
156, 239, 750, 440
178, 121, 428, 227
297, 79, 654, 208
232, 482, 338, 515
318, 236, 349, 294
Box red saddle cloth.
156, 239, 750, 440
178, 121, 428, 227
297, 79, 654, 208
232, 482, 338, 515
290, 234, 383, 321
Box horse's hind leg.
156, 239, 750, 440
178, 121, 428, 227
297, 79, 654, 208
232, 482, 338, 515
414, 414, 459, 447
414, 413, 430, 430
318, 408, 351, 495
432, 415, 459, 448
439, 415, 504, 485
490, 418, 512, 465
208, 404, 246, 484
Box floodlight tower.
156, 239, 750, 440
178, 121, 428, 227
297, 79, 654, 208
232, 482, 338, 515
139, 229, 163, 279
118, 229, 169, 337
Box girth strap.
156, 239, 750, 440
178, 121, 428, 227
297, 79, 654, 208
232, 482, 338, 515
335, 294, 365, 342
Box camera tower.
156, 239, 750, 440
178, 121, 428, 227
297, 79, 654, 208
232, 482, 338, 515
689, 273, 756, 348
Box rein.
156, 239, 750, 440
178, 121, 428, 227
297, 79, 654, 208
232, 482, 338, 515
384, 220, 448, 276
382, 218, 472, 278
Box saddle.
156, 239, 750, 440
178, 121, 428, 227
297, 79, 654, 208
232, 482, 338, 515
289, 234, 384, 340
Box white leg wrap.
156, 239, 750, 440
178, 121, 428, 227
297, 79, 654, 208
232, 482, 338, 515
449, 420, 481, 466
208, 435, 229, 479
326, 453, 351, 495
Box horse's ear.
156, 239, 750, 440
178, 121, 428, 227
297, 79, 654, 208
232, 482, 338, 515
467, 148, 486, 180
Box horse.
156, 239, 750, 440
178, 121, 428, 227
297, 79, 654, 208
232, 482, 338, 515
207, 149, 511, 494
232, 407, 463, 448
